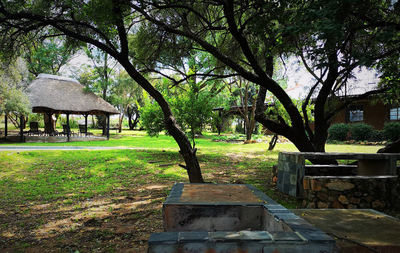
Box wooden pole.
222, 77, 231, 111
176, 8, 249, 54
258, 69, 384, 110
106, 113, 110, 140
84, 114, 88, 130
19, 114, 24, 143
5, 114, 7, 137
66, 113, 70, 142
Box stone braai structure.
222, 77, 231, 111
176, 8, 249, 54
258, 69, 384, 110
148, 183, 336, 253
277, 152, 400, 210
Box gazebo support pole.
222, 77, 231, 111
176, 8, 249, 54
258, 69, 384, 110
5, 114, 7, 137
19, 114, 24, 143
84, 113, 88, 133
66, 113, 70, 142
106, 113, 110, 140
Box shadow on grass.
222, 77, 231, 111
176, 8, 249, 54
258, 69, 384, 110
0, 186, 170, 253
0, 147, 301, 253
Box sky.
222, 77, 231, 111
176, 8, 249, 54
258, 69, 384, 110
285, 66, 380, 99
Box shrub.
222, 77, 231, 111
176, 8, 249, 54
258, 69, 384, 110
370, 130, 385, 142
58, 117, 79, 128
383, 122, 400, 142
211, 136, 227, 141
28, 113, 45, 127
328, 123, 351, 141
350, 123, 374, 141
235, 124, 244, 133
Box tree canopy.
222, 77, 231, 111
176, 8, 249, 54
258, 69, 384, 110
0, 58, 30, 126
132, 0, 400, 153
0, 0, 205, 182
23, 38, 77, 80
1, 0, 399, 180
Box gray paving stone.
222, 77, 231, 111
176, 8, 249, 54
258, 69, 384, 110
298, 230, 335, 243
148, 232, 179, 245
270, 231, 305, 243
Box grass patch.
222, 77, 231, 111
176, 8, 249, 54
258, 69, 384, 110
0, 149, 185, 204
0, 132, 383, 204
0, 131, 385, 252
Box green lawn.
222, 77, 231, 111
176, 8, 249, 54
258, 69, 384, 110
0, 131, 382, 204
0, 131, 384, 252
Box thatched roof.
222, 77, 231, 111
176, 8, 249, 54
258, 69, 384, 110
28, 74, 119, 115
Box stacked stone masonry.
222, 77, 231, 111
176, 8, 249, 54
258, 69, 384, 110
302, 176, 400, 210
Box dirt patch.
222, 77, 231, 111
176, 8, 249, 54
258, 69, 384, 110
0, 152, 295, 253
0, 185, 168, 253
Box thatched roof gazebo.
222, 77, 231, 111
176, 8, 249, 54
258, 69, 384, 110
28, 74, 119, 116
7, 74, 119, 142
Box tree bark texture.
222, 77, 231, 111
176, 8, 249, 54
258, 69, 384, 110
119, 59, 204, 183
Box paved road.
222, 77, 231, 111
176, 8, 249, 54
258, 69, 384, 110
0, 146, 142, 151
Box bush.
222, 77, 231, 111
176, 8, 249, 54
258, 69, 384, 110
28, 113, 44, 127
211, 136, 227, 141
370, 130, 385, 142
383, 122, 400, 142
235, 124, 244, 133
58, 117, 79, 128
350, 123, 374, 141
328, 123, 351, 141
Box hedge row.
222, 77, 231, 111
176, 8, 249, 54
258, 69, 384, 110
328, 122, 400, 142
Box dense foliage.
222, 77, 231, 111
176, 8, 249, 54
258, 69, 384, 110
140, 77, 223, 143
328, 123, 378, 142
383, 122, 400, 142
328, 123, 351, 141
350, 123, 375, 141
0, 58, 30, 127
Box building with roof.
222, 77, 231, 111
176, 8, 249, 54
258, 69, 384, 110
2, 74, 119, 142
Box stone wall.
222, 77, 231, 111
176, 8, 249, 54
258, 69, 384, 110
301, 176, 400, 210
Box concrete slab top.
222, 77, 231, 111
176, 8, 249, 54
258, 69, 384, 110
179, 184, 261, 203
291, 209, 400, 247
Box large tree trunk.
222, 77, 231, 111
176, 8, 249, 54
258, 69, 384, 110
121, 59, 204, 183
255, 86, 338, 165
253, 54, 338, 165
378, 139, 400, 153
246, 127, 252, 141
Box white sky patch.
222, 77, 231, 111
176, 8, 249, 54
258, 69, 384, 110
285, 66, 380, 99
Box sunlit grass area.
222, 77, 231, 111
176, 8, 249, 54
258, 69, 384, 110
0, 131, 383, 204
0, 130, 386, 252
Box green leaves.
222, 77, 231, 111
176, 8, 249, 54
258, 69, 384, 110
24, 38, 77, 79
0, 58, 30, 115
140, 77, 221, 141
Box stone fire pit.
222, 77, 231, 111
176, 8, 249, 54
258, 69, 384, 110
147, 183, 336, 253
